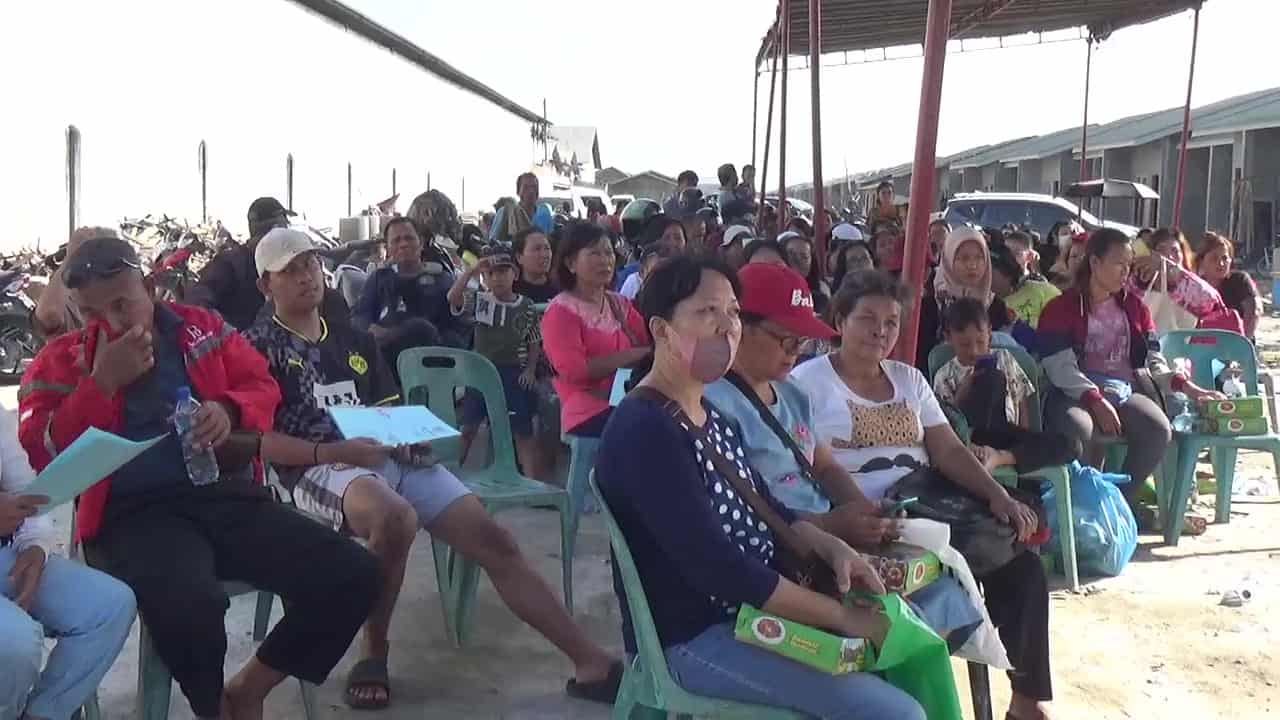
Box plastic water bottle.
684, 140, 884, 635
1168, 392, 1196, 434
174, 386, 220, 485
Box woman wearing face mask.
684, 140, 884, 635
1038, 229, 1224, 512
597, 255, 924, 720
542, 223, 650, 438
790, 270, 1051, 720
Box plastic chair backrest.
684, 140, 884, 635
589, 473, 679, 691
1159, 329, 1259, 395
398, 347, 518, 475
927, 341, 1045, 432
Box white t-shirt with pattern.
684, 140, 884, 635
790, 356, 948, 502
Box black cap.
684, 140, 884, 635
63, 236, 142, 289
481, 244, 516, 268
246, 197, 295, 227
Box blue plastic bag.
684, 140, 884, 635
1042, 461, 1138, 577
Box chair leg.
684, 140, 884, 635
298, 679, 318, 720
137, 622, 174, 720
1211, 447, 1238, 524
1165, 440, 1199, 546
431, 539, 461, 647
560, 502, 576, 615
1049, 467, 1079, 591
453, 557, 482, 648
81, 692, 102, 720
252, 592, 274, 642
967, 661, 994, 720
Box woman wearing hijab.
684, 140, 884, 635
932, 226, 1014, 337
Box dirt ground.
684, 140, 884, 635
11, 296, 1280, 719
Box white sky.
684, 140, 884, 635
1, 0, 1275, 250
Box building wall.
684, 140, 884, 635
980, 164, 999, 191
1017, 159, 1044, 193
995, 166, 1018, 192
1244, 127, 1280, 257
608, 176, 676, 202
1177, 147, 1211, 238
1207, 144, 1235, 234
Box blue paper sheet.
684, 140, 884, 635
329, 406, 461, 446
29, 428, 164, 514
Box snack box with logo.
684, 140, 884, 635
1204, 417, 1270, 435
734, 604, 872, 674
862, 542, 940, 595
1198, 397, 1266, 420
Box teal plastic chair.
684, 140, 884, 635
590, 475, 806, 719
70, 511, 313, 720
398, 347, 575, 646
927, 343, 1080, 590
1160, 329, 1280, 544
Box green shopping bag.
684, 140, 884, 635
866, 593, 963, 720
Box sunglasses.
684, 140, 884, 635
63, 256, 142, 290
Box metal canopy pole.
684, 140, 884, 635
1074, 35, 1094, 222
286, 154, 295, 210
751, 68, 761, 173
777, 0, 790, 230
758, 22, 781, 233
1172, 3, 1202, 225
894, 0, 953, 365
198, 140, 208, 223
66, 125, 81, 239
809, 0, 828, 263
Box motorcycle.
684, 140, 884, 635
0, 269, 39, 380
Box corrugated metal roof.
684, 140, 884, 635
758, 0, 1201, 67
1188, 86, 1280, 137
548, 126, 602, 170
952, 125, 1095, 168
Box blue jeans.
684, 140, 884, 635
0, 548, 136, 719
907, 576, 983, 652
665, 623, 926, 720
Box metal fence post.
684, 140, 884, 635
347, 162, 353, 216
392, 168, 397, 197
286, 153, 294, 210
66, 125, 81, 238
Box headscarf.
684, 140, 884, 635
933, 225, 993, 306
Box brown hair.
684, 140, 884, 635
1194, 232, 1233, 272
1149, 227, 1193, 270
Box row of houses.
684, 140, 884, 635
789, 86, 1280, 257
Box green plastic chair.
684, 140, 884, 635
927, 343, 1080, 591
589, 474, 806, 719
398, 347, 575, 646
1160, 329, 1280, 545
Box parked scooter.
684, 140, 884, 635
0, 269, 39, 381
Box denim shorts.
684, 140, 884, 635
460, 363, 537, 436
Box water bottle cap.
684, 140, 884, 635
176, 386, 192, 401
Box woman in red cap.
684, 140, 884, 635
704, 263, 985, 642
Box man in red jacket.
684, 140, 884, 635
18, 236, 378, 720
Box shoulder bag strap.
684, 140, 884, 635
628, 386, 816, 559
723, 371, 824, 489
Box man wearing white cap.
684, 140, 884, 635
246, 228, 623, 710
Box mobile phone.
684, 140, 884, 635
883, 496, 918, 516
975, 354, 997, 371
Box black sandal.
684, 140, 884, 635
565, 660, 624, 704
345, 657, 391, 710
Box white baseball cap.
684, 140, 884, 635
255, 227, 316, 276
722, 224, 754, 247
832, 223, 864, 242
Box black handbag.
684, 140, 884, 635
886, 467, 1042, 577
630, 386, 841, 598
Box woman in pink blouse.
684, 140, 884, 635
542, 223, 650, 437
1130, 228, 1242, 335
